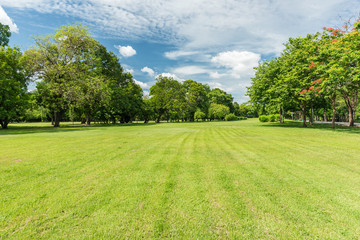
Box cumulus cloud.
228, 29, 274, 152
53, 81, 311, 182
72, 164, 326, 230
211, 51, 260, 78
115, 45, 136, 58
141, 66, 155, 77
124, 68, 134, 74
0, 6, 19, 33
134, 79, 149, 89
173, 65, 208, 75
156, 73, 185, 82
209, 71, 227, 79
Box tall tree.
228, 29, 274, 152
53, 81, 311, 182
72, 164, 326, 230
0, 47, 28, 129
150, 75, 185, 123
183, 80, 210, 121
25, 24, 100, 127
208, 88, 234, 112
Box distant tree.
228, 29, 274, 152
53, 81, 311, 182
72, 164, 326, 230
139, 96, 155, 123
208, 103, 230, 120
208, 88, 234, 112
0, 23, 11, 47
194, 109, 206, 121
0, 47, 29, 129
183, 80, 210, 121
150, 75, 185, 123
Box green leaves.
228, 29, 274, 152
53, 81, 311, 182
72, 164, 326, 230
0, 47, 28, 128
0, 23, 11, 47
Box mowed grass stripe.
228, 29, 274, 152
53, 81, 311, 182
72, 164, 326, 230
1, 120, 360, 238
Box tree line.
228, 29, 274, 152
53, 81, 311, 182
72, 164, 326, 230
0, 23, 251, 129
247, 19, 360, 128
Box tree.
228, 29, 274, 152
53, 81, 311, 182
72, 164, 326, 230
0, 47, 28, 129
194, 108, 206, 121
0, 23, 11, 47
25, 24, 100, 127
208, 88, 234, 112
150, 75, 185, 123
183, 80, 210, 121
208, 103, 230, 120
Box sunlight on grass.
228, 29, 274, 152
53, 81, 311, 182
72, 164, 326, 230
1, 119, 360, 238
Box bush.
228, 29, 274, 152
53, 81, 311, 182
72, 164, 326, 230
225, 113, 238, 121
194, 109, 206, 121
238, 116, 247, 120
259, 115, 269, 122
269, 115, 276, 122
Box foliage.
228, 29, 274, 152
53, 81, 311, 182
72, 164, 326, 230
224, 113, 238, 121
259, 115, 269, 122
0, 23, 11, 47
248, 19, 360, 128
0, 46, 29, 128
194, 109, 206, 121
208, 103, 230, 120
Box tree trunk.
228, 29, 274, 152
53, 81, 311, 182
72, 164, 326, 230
282, 103, 285, 123
309, 101, 313, 125
343, 92, 357, 127
0, 120, 9, 129
331, 95, 336, 129
54, 111, 60, 127
348, 109, 355, 127
324, 109, 327, 122
86, 111, 91, 126
302, 102, 307, 127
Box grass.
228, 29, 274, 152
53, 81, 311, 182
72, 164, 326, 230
1, 119, 360, 239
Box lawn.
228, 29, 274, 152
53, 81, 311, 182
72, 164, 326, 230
1, 119, 360, 239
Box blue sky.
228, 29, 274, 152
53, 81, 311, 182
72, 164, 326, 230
1, 0, 359, 103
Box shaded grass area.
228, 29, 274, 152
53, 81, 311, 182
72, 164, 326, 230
1, 119, 360, 238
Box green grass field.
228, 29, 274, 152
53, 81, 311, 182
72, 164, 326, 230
1, 119, 360, 239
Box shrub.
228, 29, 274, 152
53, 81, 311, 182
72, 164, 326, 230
225, 113, 238, 121
208, 103, 230, 120
269, 115, 276, 122
238, 116, 247, 120
194, 109, 206, 121
259, 115, 269, 122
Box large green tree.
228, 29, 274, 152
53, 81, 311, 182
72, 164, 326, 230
25, 24, 101, 127
0, 47, 29, 129
150, 75, 186, 123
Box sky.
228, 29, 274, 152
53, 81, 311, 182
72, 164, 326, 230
1, 0, 359, 103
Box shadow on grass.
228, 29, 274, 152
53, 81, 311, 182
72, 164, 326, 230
0, 122, 157, 136
259, 120, 360, 134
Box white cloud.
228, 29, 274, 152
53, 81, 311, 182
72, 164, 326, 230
124, 68, 134, 74
164, 50, 199, 60
173, 65, 208, 75
211, 51, 260, 78
134, 79, 149, 89
207, 82, 233, 93
209, 71, 227, 79
115, 45, 136, 58
156, 73, 185, 82
141, 66, 155, 77
0, 6, 19, 33
2, 0, 357, 55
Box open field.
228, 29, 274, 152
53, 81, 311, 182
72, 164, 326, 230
1, 119, 360, 239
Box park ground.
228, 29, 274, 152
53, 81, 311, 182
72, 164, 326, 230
1, 119, 360, 239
